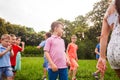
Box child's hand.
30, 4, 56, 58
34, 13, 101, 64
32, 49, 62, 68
76, 58, 78, 62
51, 63, 58, 72
66, 60, 70, 66
7, 45, 12, 51
21, 42, 25, 45
66, 59, 70, 66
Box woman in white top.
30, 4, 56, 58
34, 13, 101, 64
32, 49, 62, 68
98, 0, 120, 79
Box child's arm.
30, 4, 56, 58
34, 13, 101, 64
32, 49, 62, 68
65, 52, 70, 66
66, 44, 70, 66
21, 42, 25, 52
95, 48, 100, 55
10, 49, 14, 56
36, 41, 45, 49
66, 44, 70, 58
75, 45, 78, 61
0, 45, 12, 57
36, 46, 42, 49
75, 52, 78, 62
44, 51, 58, 72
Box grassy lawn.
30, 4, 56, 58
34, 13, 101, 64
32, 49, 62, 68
15, 57, 119, 80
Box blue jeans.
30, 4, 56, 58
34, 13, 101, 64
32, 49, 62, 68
0, 66, 13, 79
48, 68, 68, 80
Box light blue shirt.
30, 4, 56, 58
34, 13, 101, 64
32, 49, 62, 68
38, 40, 46, 57
39, 40, 46, 47
0, 45, 11, 67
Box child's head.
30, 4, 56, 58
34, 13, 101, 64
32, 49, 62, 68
1, 34, 11, 47
16, 36, 21, 45
44, 32, 51, 39
71, 35, 77, 43
96, 36, 100, 42
51, 21, 64, 37
10, 34, 16, 45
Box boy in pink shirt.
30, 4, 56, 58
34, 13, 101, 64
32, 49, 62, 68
44, 21, 70, 80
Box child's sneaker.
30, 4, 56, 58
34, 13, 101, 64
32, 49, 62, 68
42, 76, 46, 80
72, 77, 77, 80
92, 72, 99, 80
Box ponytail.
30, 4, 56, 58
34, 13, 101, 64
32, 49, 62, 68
115, 0, 120, 23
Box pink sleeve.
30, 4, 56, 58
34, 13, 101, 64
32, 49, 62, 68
44, 38, 51, 52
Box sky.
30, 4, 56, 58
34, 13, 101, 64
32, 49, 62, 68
0, 0, 100, 32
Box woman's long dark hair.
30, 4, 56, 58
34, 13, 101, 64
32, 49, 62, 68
115, 0, 120, 22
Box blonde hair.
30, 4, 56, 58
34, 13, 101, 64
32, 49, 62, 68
71, 35, 77, 39
51, 21, 64, 32
1, 34, 11, 40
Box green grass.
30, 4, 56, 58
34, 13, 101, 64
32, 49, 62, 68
15, 57, 119, 80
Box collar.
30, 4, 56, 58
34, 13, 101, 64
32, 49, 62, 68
51, 35, 61, 39
0, 44, 6, 49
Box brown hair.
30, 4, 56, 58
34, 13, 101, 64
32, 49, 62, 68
10, 34, 16, 38
1, 34, 11, 40
16, 36, 21, 40
115, 0, 120, 16
51, 21, 64, 32
45, 32, 51, 38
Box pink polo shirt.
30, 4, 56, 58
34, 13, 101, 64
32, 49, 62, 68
44, 35, 67, 69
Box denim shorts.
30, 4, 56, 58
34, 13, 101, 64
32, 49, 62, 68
0, 66, 13, 79
96, 54, 100, 59
43, 57, 48, 69
48, 68, 68, 80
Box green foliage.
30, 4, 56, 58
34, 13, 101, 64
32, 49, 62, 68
77, 39, 96, 59
0, 17, 45, 46
15, 57, 44, 79
22, 46, 44, 57
0, 0, 111, 59
86, 0, 109, 38
26, 27, 35, 33
15, 57, 120, 80
0, 18, 7, 36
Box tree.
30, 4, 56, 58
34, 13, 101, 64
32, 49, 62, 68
26, 27, 35, 33
86, 0, 109, 38
81, 0, 109, 59
0, 18, 7, 36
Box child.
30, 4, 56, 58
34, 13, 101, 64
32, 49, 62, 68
66, 35, 79, 80
92, 36, 101, 80
10, 34, 24, 78
0, 34, 14, 80
15, 37, 25, 71
37, 32, 51, 80
44, 21, 70, 80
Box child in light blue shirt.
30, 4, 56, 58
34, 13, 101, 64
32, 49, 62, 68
0, 34, 14, 80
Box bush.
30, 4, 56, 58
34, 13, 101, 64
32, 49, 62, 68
22, 46, 44, 57
77, 39, 96, 59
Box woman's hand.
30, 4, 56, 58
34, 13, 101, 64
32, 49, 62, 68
97, 57, 107, 77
